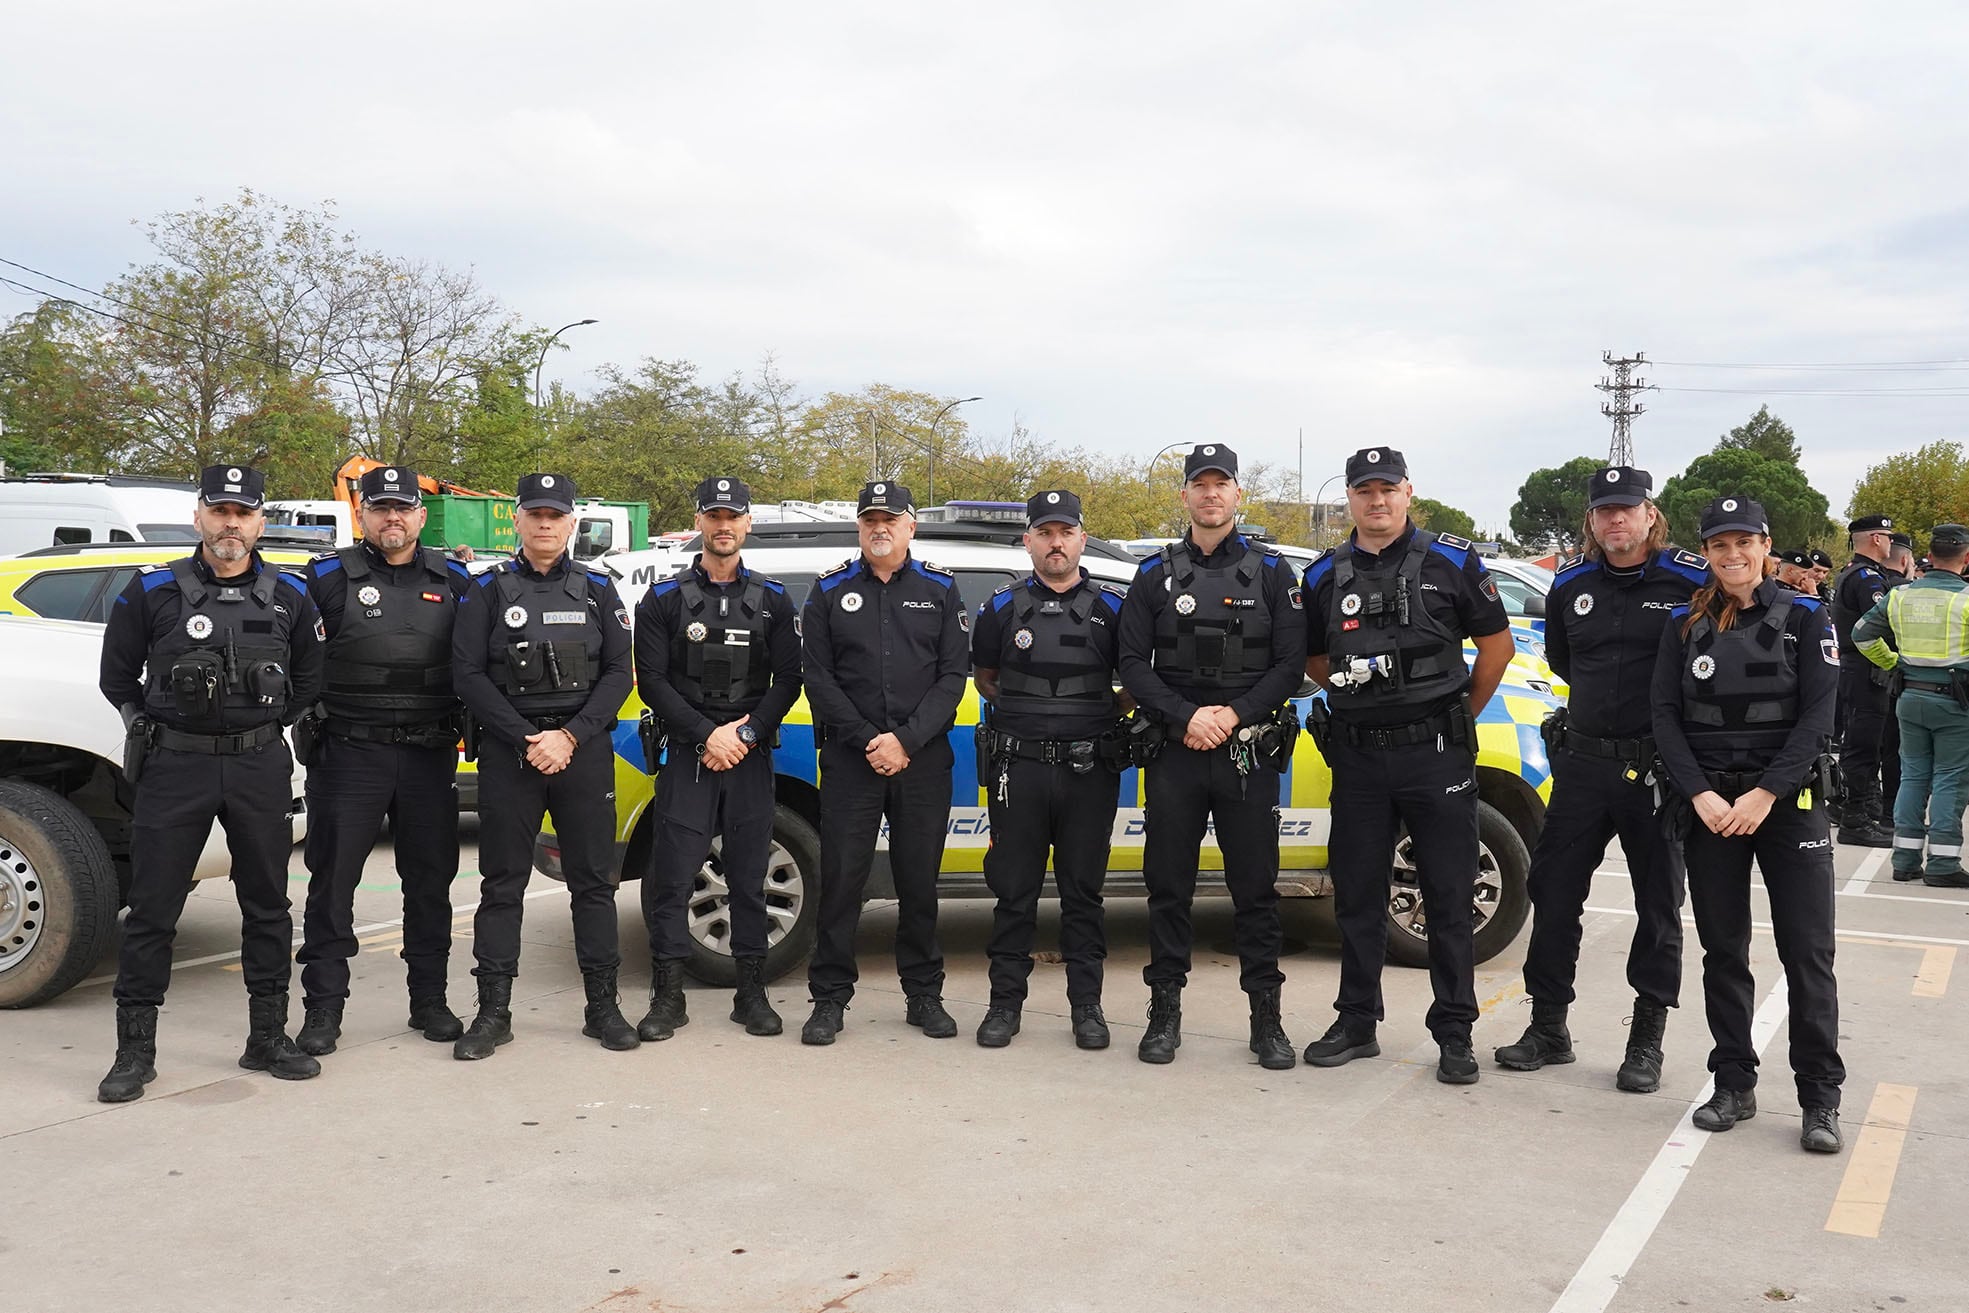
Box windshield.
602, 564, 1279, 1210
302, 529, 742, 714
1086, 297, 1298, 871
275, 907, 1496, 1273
136, 523, 199, 542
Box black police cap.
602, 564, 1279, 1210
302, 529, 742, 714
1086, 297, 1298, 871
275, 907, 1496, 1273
1809, 548, 1834, 568
198, 464, 266, 509
1848, 513, 1894, 534
516, 472, 576, 513
359, 464, 421, 506
1345, 447, 1407, 487
1026, 489, 1083, 528
1587, 465, 1652, 509
694, 476, 751, 513
1183, 444, 1238, 481
857, 481, 915, 517
1930, 523, 1969, 550
1698, 495, 1769, 540
1776, 548, 1812, 568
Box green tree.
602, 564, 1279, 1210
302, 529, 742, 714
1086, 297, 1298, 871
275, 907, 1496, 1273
1410, 496, 1476, 539
1509, 456, 1603, 553
1657, 448, 1833, 550
1846, 441, 1969, 554
1716, 404, 1802, 464
0, 301, 107, 471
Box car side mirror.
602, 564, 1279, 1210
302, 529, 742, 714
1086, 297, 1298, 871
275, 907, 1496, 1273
1522, 593, 1546, 618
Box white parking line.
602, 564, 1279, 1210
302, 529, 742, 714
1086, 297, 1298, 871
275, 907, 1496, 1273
1548, 975, 1790, 1313
1592, 862, 1966, 908
1842, 848, 1890, 895
1583, 905, 1969, 950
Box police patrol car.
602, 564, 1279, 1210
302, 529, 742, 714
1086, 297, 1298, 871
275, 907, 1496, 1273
537, 520, 1565, 987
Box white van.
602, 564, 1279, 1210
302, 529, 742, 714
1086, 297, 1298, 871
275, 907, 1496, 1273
264, 498, 354, 545
0, 475, 201, 555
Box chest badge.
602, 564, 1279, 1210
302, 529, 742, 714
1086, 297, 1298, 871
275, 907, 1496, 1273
1340, 593, 1363, 617
185, 613, 214, 641
357, 585, 382, 607
1173, 593, 1197, 616
1013, 627, 1034, 650
1288, 585, 1304, 611
503, 604, 528, 629
1691, 654, 1716, 680
841, 591, 864, 613
686, 621, 708, 642
1573, 593, 1594, 617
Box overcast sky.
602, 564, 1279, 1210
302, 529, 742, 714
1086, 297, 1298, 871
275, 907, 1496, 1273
6, 2, 1968, 530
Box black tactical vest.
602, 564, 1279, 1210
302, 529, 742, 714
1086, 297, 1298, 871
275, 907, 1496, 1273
321, 546, 457, 726
1829, 557, 1882, 652
1151, 539, 1275, 694
1679, 590, 1800, 748
994, 582, 1121, 722
142, 556, 298, 731
1323, 532, 1468, 712
668, 572, 772, 712
487, 561, 602, 717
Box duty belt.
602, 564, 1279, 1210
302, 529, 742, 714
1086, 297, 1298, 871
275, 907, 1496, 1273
1705, 769, 1773, 797
324, 718, 458, 748
1562, 727, 1655, 763
154, 721, 285, 755
527, 714, 573, 731
988, 731, 1097, 765
1332, 709, 1455, 750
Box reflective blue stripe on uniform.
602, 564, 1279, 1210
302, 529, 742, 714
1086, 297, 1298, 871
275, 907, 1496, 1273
648, 577, 681, 599
1655, 550, 1707, 588
1097, 588, 1123, 614
1554, 558, 1599, 587
314, 556, 345, 578
1303, 554, 1335, 590
1793, 595, 1823, 612
1430, 538, 1470, 569
908, 559, 954, 589
445, 559, 471, 583
140, 570, 176, 593
815, 561, 862, 593
278, 570, 310, 596
991, 589, 1014, 612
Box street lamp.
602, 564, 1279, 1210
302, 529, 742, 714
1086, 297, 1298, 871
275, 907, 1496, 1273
1312, 473, 1347, 547
533, 318, 598, 412
923, 396, 981, 506
1144, 441, 1190, 490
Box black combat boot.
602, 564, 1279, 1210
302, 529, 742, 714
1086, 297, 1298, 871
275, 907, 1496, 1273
296, 999, 343, 1056
1137, 983, 1182, 1064
905, 993, 958, 1038
238, 992, 322, 1080
1247, 988, 1295, 1070
97, 1004, 159, 1104
638, 958, 689, 1042
975, 1006, 1021, 1048
1493, 999, 1574, 1071
581, 969, 641, 1051
801, 999, 847, 1045
1692, 1087, 1756, 1131
453, 975, 514, 1061
408, 994, 464, 1042
1617, 998, 1669, 1093
1303, 1017, 1379, 1067
730, 957, 783, 1036
1071, 1003, 1110, 1050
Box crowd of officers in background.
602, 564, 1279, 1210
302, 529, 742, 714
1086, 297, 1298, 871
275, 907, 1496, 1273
91, 450, 1969, 1157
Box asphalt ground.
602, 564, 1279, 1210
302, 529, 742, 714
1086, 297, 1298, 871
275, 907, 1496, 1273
7, 823, 1968, 1313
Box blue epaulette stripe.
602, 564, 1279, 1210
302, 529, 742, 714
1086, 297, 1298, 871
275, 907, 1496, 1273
315, 556, 345, 577
445, 559, 470, 580
991, 591, 1013, 612
1304, 556, 1335, 589
1099, 590, 1123, 613
278, 570, 310, 596
140, 570, 175, 593
1430, 540, 1470, 569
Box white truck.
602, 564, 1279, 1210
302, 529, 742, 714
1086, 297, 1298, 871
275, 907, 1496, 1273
0, 474, 204, 555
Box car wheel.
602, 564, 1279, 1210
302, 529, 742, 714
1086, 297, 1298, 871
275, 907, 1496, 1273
0, 779, 119, 1008
1384, 800, 1531, 969
681, 804, 821, 987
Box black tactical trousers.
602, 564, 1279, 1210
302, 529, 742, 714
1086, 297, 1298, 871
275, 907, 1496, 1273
1140, 741, 1284, 994
470, 734, 621, 978
1522, 749, 1686, 1009
298, 735, 459, 1005
1327, 733, 1479, 1042
642, 747, 776, 960
1684, 792, 1843, 1109
115, 740, 297, 1007
807, 735, 952, 1004
1838, 664, 1890, 816
982, 756, 1117, 1008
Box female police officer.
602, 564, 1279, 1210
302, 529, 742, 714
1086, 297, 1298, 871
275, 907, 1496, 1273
1651, 496, 1845, 1153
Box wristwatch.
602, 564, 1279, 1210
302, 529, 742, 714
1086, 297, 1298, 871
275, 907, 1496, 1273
736, 724, 759, 747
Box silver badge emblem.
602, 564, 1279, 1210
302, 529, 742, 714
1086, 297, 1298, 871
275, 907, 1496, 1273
717, 479, 730, 491
1691, 654, 1716, 680
185, 613, 213, 640
1721, 498, 1738, 512
873, 483, 886, 495
1573, 593, 1594, 616
1046, 492, 1060, 504
1013, 627, 1034, 650
1202, 446, 1216, 456
686, 621, 708, 642
357, 585, 381, 606
1366, 449, 1381, 463
1605, 470, 1620, 482
841, 592, 864, 613
385, 468, 399, 482
226, 467, 243, 482
540, 475, 556, 488
1340, 593, 1363, 617
503, 604, 528, 629
1174, 593, 1197, 616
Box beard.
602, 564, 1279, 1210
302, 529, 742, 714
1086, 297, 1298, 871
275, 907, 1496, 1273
204, 531, 249, 563
372, 526, 412, 551
1036, 551, 1076, 581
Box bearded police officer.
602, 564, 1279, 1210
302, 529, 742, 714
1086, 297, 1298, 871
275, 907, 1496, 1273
1831, 515, 1897, 846
1493, 467, 1705, 1090
800, 482, 970, 1045
293, 465, 474, 1057
1853, 523, 1969, 888
633, 476, 802, 1039
1118, 444, 1307, 1070
96, 465, 325, 1102
1302, 447, 1514, 1084
972, 490, 1128, 1050
452, 472, 638, 1058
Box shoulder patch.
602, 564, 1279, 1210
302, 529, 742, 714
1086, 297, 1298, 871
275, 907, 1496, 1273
1556, 553, 1584, 573
585, 569, 611, 589
1098, 583, 1126, 612
1427, 536, 1471, 568
1435, 532, 1473, 551
911, 558, 955, 588
1656, 548, 1708, 587
1554, 556, 1600, 586
312, 554, 345, 577
815, 558, 859, 593
140, 567, 176, 592
759, 576, 787, 595
277, 569, 310, 596
648, 577, 682, 598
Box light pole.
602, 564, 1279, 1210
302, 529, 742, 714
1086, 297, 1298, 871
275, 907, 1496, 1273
923, 396, 981, 506
533, 318, 598, 412
1312, 473, 1346, 547
1144, 442, 1190, 490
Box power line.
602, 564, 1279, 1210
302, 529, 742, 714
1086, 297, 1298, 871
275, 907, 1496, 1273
1657, 385, 1969, 396
1596, 350, 1653, 468
1653, 358, 1969, 370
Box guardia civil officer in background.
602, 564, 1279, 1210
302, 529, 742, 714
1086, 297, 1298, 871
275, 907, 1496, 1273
1494, 467, 1705, 1091
1302, 447, 1514, 1085
452, 472, 638, 1058
293, 465, 474, 1057
1831, 515, 1898, 847
633, 476, 802, 1039
972, 490, 1128, 1050
1118, 444, 1307, 1070
1652, 496, 1844, 1153
96, 465, 325, 1102
799, 482, 970, 1045
1853, 523, 1969, 888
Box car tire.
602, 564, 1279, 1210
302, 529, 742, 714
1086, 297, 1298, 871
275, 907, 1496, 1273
1383, 799, 1531, 969
0, 779, 119, 1008
680, 804, 822, 988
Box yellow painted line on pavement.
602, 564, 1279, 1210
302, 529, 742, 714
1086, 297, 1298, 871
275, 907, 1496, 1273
1825, 1083, 1919, 1239
1913, 947, 1954, 999
1477, 981, 1524, 1016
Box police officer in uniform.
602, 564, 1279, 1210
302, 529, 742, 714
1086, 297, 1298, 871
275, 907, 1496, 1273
972, 490, 1127, 1050
633, 476, 802, 1039
1808, 549, 1835, 602
800, 482, 970, 1045
1831, 515, 1897, 847
1652, 496, 1843, 1153
1118, 444, 1306, 1069
1774, 550, 1815, 592
96, 465, 325, 1102
1493, 467, 1705, 1090
451, 472, 638, 1058
1301, 447, 1514, 1084
293, 465, 474, 1056
1853, 523, 1969, 888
